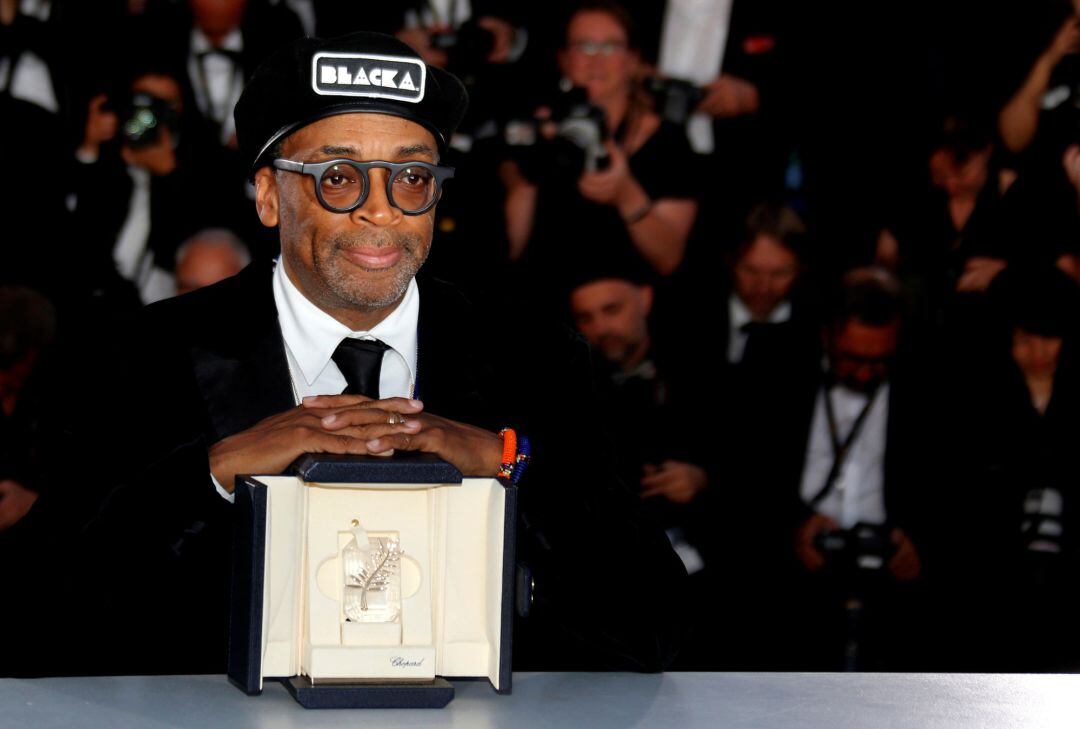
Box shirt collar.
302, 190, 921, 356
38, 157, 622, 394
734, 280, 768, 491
191, 27, 244, 55
273, 258, 419, 389
729, 293, 792, 329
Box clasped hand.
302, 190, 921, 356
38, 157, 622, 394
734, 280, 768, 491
209, 395, 502, 492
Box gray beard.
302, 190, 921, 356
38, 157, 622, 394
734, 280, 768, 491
316, 230, 427, 310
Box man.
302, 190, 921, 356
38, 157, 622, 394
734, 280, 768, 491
71, 70, 201, 306
570, 271, 715, 668
771, 268, 935, 670
619, 0, 794, 240
569, 273, 709, 547
174, 228, 251, 296
721, 203, 815, 371
22, 32, 684, 677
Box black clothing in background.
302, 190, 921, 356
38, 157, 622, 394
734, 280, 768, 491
6, 260, 686, 677
593, 343, 713, 548
516, 120, 700, 316
618, 0, 797, 277
940, 350, 1080, 672
119, 1, 305, 256
716, 357, 944, 670
787, 2, 937, 274
69, 152, 199, 285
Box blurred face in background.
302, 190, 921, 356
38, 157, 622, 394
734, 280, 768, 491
929, 145, 991, 199
1012, 328, 1063, 381
559, 11, 637, 107
176, 240, 247, 295
571, 279, 653, 371
189, 0, 247, 37
733, 234, 799, 321
829, 319, 899, 394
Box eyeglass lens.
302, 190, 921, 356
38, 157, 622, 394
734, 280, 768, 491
570, 40, 625, 56
319, 162, 438, 212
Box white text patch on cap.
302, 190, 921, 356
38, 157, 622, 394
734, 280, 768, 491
312, 52, 426, 103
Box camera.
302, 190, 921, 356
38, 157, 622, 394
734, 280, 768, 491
1021, 487, 1064, 555
111, 92, 179, 150
643, 76, 704, 126
504, 86, 610, 183
813, 523, 895, 576
430, 20, 496, 75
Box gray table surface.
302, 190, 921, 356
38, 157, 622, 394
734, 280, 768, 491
2, 672, 1077, 729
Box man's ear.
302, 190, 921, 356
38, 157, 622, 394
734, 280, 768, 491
253, 167, 280, 228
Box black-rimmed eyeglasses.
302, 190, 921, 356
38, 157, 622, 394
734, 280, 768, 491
272, 158, 455, 215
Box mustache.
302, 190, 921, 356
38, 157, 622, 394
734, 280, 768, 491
329, 230, 421, 253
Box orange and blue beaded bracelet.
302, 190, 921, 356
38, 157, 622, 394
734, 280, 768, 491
498, 428, 532, 484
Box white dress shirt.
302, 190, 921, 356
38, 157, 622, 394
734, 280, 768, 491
111, 166, 175, 305
213, 260, 419, 501
657, 0, 734, 153
0, 51, 57, 112
188, 28, 244, 144
273, 256, 419, 403
405, 0, 471, 29
798, 383, 890, 529
726, 293, 791, 364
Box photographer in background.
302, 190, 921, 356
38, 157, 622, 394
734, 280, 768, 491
989, 3, 1080, 286
651, 0, 792, 235
998, 1, 1080, 157
71, 70, 195, 307
501, 1, 699, 313
775, 268, 937, 670
941, 265, 1080, 672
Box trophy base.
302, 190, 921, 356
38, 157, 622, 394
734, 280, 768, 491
282, 676, 455, 709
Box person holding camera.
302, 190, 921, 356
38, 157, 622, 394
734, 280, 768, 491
763, 268, 937, 670
998, 1, 1080, 157
940, 265, 1080, 671
70, 70, 191, 308
501, 1, 699, 312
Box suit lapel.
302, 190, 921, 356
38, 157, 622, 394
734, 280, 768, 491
189, 270, 501, 442
190, 261, 294, 442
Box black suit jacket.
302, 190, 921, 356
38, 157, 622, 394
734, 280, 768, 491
19, 259, 685, 676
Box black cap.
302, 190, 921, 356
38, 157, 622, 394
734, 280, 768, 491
234, 31, 468, 175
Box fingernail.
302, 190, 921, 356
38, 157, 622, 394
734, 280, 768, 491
303, 396, 319, 406
404, 419, 421, 429
322, 414, 336, 425
409, 399, 423, 409
367, 439, 381, 450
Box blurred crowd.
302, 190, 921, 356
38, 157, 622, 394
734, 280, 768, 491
4, 0, 1080, 673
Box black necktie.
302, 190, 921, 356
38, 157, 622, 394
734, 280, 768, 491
739, 321, 776, 366
332, 339, 390, 398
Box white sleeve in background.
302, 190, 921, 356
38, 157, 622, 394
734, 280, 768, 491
657, 0, 734, 154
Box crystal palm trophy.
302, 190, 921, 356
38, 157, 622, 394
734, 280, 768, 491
342, 520, 402, 623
